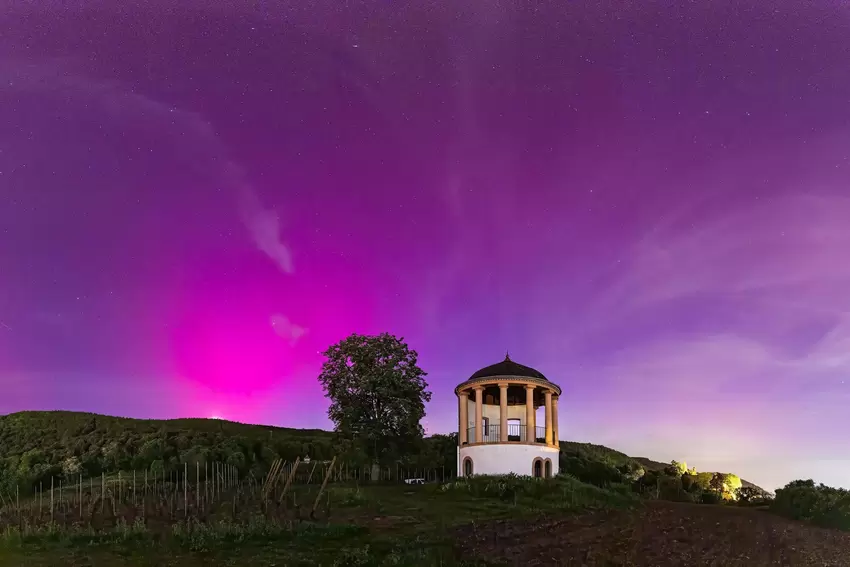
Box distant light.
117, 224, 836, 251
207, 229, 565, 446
210, 415, 222, 420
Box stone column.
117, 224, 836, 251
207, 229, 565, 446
499, 383, 508, 442
525, 385, 535, 442
552, 396, 560, 448
458, 391, 468, 445
474, 386, 484, 444
544, 390, 553, 446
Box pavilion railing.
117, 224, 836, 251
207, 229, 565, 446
463, 425, 550, 444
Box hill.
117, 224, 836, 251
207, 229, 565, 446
0, 410, 762, 493
0, 411, 458, 494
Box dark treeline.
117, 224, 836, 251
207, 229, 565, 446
0, 411, 458, 495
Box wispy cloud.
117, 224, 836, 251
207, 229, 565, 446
602, 194, 850, 314
270, 314, 307, 345
1, 58, 294, 275
237, 184, 294, 274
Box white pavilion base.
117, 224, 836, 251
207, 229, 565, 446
457, 444, 560, 477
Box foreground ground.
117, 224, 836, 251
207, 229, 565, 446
457, 500, 850, 566
2, 481, 850, 566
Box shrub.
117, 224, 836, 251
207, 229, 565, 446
441, 473, 550, 500
559, 455, 625, 487
440, 474, 636, 509
771, 480, 850, 531
700, 491, 723, 505
736, 485, 772, 506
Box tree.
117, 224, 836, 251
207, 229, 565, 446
710, 472, 743, 500
693, 472, 713, 491
318, 333, 432, 476
736, 485, 768, 504
725, 473, 743, 497
709, 472, 728, 494
665, 460, 688, 477
617, 461, 645, 482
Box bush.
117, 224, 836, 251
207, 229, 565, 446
700, 491, 723, 505
736, 485, 773, 506
441, 473, 550, 500
771, 480, 850, 531
440, 473, 636, 509
559, 455, 625, 487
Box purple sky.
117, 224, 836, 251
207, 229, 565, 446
2, 1, 850, 491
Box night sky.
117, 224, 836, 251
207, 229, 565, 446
3, 1, 850, 491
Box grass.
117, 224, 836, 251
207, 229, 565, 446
0, 475, 637, 566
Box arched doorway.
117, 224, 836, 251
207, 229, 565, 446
544, 459, 552, 478
532, 458, 543, 478
463, 457, 474, 477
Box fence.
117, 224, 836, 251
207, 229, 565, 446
464, 425, 546, 444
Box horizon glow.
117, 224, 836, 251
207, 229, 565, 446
3, 1, 850, 492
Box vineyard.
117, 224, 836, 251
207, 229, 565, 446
0, 457, 455, 536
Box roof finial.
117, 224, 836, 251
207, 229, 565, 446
505, 350, 511, 361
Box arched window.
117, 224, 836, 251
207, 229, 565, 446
532, 458, 543, 478
463, 457, 474, 477
544, 459, 552, 478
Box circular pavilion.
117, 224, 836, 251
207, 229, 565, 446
456, 354, 561, 478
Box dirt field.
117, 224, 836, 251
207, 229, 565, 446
456, 501, 850, 566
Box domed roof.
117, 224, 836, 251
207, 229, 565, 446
455, 354, 561, 395
469, 354, 547, 380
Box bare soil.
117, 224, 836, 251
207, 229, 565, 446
455, 501, 850, 566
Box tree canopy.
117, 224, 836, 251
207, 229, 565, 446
318, 333, 431, 466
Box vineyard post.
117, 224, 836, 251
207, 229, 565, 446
184, 462, 188, 516
196, 462, 200, 512
133, 470, 137, 508
278, 457, 301, 503
79, 474, 83, 519
101, 473, 105, 513
50, 476, 54, 522
311, 456, 336, 519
